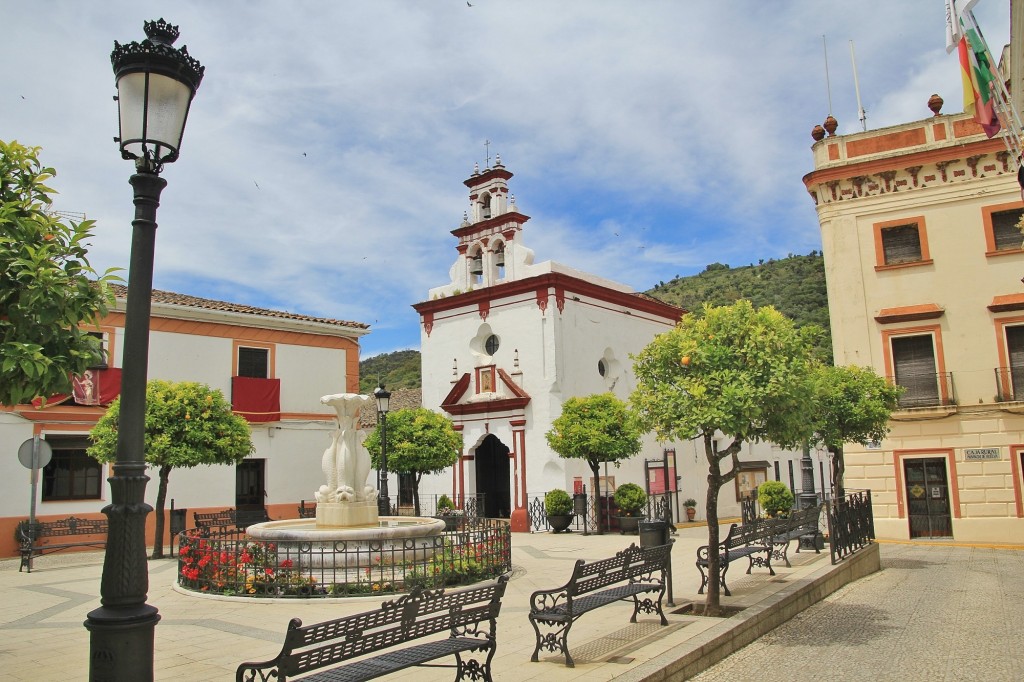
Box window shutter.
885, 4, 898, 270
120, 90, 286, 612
991, 209, 1024, 251
882, 224, 922, 264
892, 335, 939, 407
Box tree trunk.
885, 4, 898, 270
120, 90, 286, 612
589, 460, 603, 535
152, 464, 172, 559
703, 435, 723, 617
413, 472, 422, 517
830, 445, 845, 502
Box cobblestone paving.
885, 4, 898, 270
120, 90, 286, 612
690, 542, 1024, 682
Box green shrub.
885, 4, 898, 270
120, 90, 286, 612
613, 483, 647, 515
683, 498, 697, 508
544, 489, 573, 516
436, 494, 455, 512
757, 480, 794, 517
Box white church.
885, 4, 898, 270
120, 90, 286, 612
411, 159, 827, 531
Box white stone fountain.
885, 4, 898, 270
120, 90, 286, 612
246, 393, 444, 565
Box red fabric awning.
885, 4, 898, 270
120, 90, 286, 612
231, 376, 281, 423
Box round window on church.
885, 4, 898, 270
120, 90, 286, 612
598, 359, 607, 377
485, 334, 500, 356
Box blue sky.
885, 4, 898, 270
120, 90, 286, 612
4, 1, 1011, 357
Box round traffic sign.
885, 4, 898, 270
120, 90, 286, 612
17, 438, 53, 469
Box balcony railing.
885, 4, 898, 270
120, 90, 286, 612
994, 366, 1024, 402
887, 372, 955, 409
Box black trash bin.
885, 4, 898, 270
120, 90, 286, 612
638, 519, 669, 547
169, 508, 187, 556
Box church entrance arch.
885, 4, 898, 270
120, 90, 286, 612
474, 434, 511, 519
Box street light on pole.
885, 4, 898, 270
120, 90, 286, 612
374, 383, 392, 516
84, 19, 203, 682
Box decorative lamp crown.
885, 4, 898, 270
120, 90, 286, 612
111, 19, 205, 172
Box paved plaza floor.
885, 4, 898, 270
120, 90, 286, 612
1, 526, 1013, 681
690, 540, 1024, 682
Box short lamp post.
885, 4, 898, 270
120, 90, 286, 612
84, 19, 203, 682
374, 383, 392, 516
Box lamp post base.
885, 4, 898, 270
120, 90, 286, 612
84, 604, 160, 681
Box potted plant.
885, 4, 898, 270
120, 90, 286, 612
434, 494, 463, 531
613, 483, 647, 534
683, 498, 698, 522
544, 489, 575, 533
757, 481, 795, 518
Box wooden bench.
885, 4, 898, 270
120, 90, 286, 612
770, 504, 824, 568
194, 508, 270, 536
18, 516, 108, 573
236, 575, 509, 682
696, 518, 786, 596
528, 542, 672, 668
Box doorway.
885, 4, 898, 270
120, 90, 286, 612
236, 459, 266, 512
903, 457, 951, 538
474, 434, 511, 519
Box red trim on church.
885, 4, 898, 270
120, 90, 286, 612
413, 272, 685, 322
440, 370, 531, 416
451, 211, 530, 239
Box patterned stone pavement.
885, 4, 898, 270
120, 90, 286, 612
690, 541, 1024, 682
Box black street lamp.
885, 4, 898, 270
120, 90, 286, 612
374, 383, 392, 516
84, 19, 203, 682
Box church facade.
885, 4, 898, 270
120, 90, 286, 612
413, 160, 826, 531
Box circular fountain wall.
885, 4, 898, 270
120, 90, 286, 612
246, 516, 446, 569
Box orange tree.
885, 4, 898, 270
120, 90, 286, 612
630, 301, 814, 615
545, 393, 642, 534
0, 140, 120, 405
89, 380, 253, 558
364, 408, 462, 516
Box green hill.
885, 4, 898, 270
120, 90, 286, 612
644, 252, 831, 362
358, 252, 832, 385
359, 349, 422, 393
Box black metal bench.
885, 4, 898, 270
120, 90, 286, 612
770, 504, 824, 567
298, 500, 316, 518
529, 542, 672, 668
236, 576, 509, 682
194, 508, 270, 536
696, 518, 787, 596
18, 516, 108, 573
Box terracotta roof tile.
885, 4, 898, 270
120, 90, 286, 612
111, 284, 369, 330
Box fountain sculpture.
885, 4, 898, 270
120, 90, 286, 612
246, 392, 444, 564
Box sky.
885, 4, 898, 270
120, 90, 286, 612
3, 1, 1012, 357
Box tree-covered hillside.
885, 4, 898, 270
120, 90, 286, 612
644, 252, 831, 362
359, 349, 422, 393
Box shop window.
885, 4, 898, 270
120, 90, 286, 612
42, 436, 102, 501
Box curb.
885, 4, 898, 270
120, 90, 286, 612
615, 542, 881, 681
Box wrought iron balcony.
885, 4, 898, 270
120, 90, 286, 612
994, 366, 1024, 402
887, 372, 955, 409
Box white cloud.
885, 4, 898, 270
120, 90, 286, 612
3, 0, 1010, 353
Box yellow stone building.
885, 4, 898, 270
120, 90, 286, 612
804, 104, 1024, 544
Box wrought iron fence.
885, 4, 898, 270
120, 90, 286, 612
176, 517, 510, 598
526, 491, 675, 533
393, 493, 485, 519
826, 489, 874, 564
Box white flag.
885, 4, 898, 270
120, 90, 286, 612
945, 0, 980, 54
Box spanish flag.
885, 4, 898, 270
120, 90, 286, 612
958, 25, 1001, 138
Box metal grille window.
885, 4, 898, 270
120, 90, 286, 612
892, 335, 940, 407
990, 208, 1024, 251
881, 223, 923, 265
42, 437, 102, 501
237, 347, 269, 378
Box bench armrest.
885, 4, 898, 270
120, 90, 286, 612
529, 559, 583, 613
